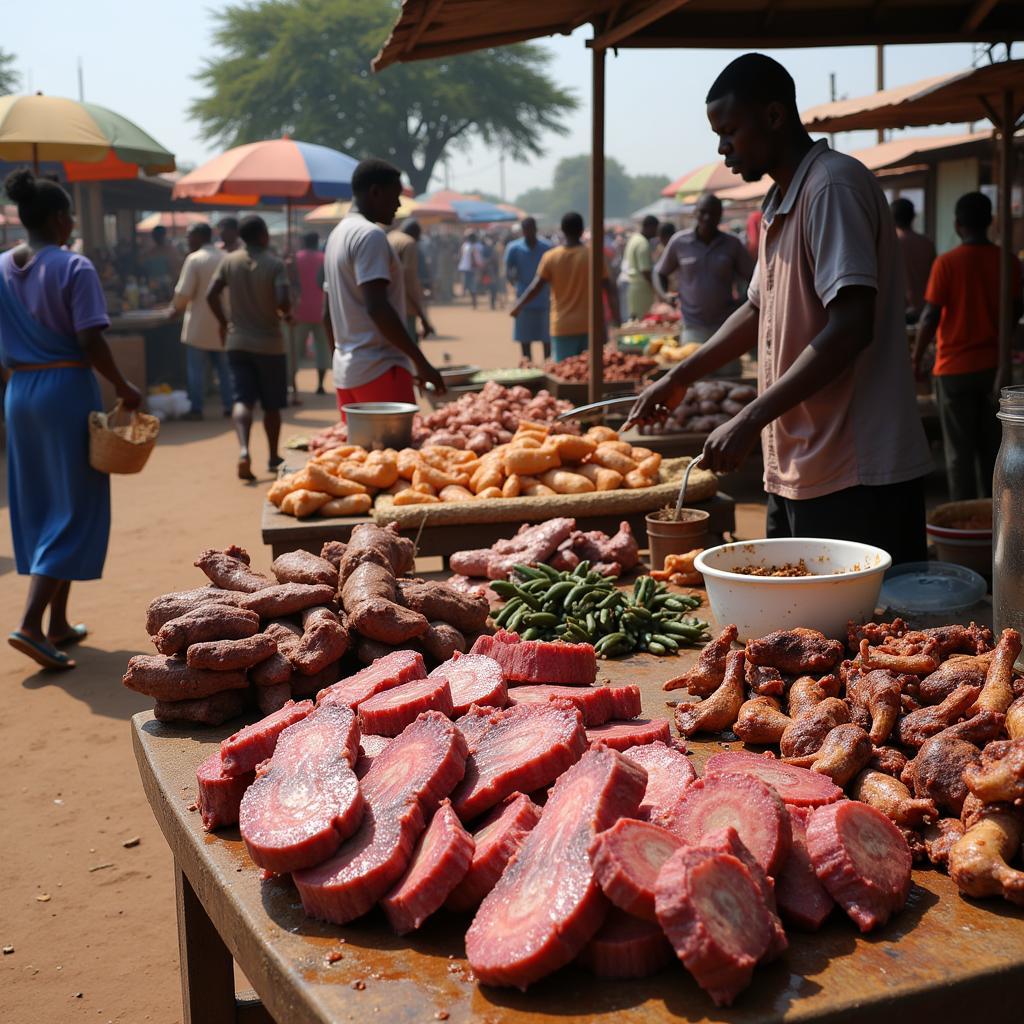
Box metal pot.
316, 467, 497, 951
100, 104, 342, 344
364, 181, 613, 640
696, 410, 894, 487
342, 402, 418, 450
440, 364, 481, 387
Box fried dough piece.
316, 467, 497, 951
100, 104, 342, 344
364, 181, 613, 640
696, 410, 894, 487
337, 522, 415, 584
250, 652, 293, 687
271, 550, 339, 589
746, 628, 843, 675
195, 546, 275, 593
784, 724, 872, 787
663, 624, 737, 694
919, 655, 990, 705
902, 734, 980, 817
963, 739, 1024, 805
972, 629, 1022, 716
779, 698, 849, 758
185, 633, 278, 671
850, 769, 938, 827
153, 604, 260, 655
674, 649, 745, 737
948, 806, 1024, 905
848, 669, 901, 745
787, 674, 840, 720
939, 711, 1006, 745
240, 583, 336, 619
291, 606, 350, 676
145, 588, 245, 636
894, 683, 981, 748
396, 579, 489, 634
733, 696, 792, 744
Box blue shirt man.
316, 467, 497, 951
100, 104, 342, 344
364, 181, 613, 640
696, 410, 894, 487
504, 217, 552, 361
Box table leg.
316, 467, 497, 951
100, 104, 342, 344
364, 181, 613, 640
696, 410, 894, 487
175, 862, 238, 1024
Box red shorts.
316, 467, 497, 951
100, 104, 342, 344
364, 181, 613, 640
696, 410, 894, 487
336, 365, 416, 420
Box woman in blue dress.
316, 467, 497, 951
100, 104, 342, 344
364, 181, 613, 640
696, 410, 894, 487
1, 169, 141, 670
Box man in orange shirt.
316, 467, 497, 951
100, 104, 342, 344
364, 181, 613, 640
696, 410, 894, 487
914, 191, 1023, 500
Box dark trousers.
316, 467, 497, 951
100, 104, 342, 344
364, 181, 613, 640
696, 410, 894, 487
934, 369, 1000, 501
766, 477, 927, 567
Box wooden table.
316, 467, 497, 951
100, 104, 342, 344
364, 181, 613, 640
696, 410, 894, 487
134, 646, 1024, 1024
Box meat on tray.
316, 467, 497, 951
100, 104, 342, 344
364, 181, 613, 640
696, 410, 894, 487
450, 701, 588, 822
123, 655, 248, 701
239, 704, 363, 874
294, 712, 468, 925
240, 582, 336, 619
428, 654, 507, 717
290, 606, 349, 676
195, 546, 275, 593
444, 793, 542, 913
703, 750, 843, 807
317, 650, 426, 709
270, 549, 339, 589
185, 633, 278, 672
220, 699, 313, 777
153, 604, 260, 655
470, 629, 598, 686
621, 741, 697, 827
397, 579, 489, 634
774, 805, 835, 931
196, 752, 255, 830
155, 689, 248, 726
145, 587, 245, 636
465, 746, 647, 989
379, 799, 475, 935
549, 522, 641, 577
586, 718, 671, 750
577, 907, 674, 980
358, 676, 454, 737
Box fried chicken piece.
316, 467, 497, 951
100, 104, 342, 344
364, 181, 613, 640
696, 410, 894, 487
787, 674, 840, 720
194, 546, 274, 593
396, 578, 490, 634
733, 696, 792, 744
1007, 695, 1024, 741
342, 561, 428, 644
240, 582, 336, 619
745, 627, 843, 675
902, 734, 981, 817
901, 827, 928, 863
320, 540, 347, 569
290, 606, 350, 676
963, 739, 1024, 805
894, 683, 981, 748
420, 620, 467, 663
145, 587, 245, 636
859, 637, 939, 676
850, 769, 938, 827
939, 711, 1006, 745
901, 693, 922, 714
779, 697, 849, 758
783, 724, 872, 786
922, 623, 994, 656
919, 655, 990, 705
746, 662, 785, 696
948, 806, 1024, 905
845, 698, 872, 733
972, 629, 1022, 716
847, 618, 908, 653
848, 669, 901, 744
922, 818, 965, 867
663, 624, 737, 694
674, 649, 745, 737
185, 633, 278, 671
337, 522, 416, 584
270, 549, 339, 589
868, 746, 908, 778
153, 604, 260, 656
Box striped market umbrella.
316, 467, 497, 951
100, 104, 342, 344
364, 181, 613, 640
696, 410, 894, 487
304, 196, 428, 224
0, 93, 175, 174
661, 161, 742, 202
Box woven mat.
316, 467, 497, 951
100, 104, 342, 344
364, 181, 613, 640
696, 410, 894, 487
373, 457, 717, 529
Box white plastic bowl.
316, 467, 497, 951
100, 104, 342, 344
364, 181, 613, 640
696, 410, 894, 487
694, 537, 892, 641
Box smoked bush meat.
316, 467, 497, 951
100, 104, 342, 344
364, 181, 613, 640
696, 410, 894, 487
154, 689, 248, 726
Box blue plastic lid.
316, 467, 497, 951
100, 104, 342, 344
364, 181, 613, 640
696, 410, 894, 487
879, 561, 987, 615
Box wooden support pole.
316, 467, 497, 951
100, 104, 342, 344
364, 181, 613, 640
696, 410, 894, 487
875, 46, 885, 144
997, 87, 1014, 388
589, 46, 606, 406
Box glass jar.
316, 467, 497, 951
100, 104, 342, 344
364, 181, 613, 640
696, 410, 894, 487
994, 385, 1024, 667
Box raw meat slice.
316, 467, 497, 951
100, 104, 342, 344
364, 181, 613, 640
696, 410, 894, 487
239, 705, 363, 874
605, 684, 642, 720
621, 741, 697, 827
123, 655, 248, 701
256, 682, 292, 716
154, 689, 247, 726
451, 702, 588, 821
444, 793, 542, 912
317, 650, 426, 708
774, 806, 835, 931
577, 908, 674, 979
470, 629, 597, 685
220, 699, 314, 777
428, 654, 507, 717
380, 800, 475, 934
355, 734, 392, 778
465, 746, 648, 989
655, 841, 781, 1007
196, 751, 254, 830
670, 773, 792, 877
508, 684, 613, 726
294, 712, 468, 925
586, 718, 670, 751
806, 800, 912, 932
703, 750, 843, 807
454, 705, 497, 750
358, 677, 454, 737
588, 818, 682, 922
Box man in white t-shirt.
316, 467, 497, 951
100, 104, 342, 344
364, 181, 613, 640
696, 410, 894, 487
324, 159, 445, 414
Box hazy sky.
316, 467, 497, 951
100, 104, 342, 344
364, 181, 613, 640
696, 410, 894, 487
7, 2, 986, 201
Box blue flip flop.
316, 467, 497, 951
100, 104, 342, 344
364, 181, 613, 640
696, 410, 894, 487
8, 632, 76, 670
49, 623, 89, 647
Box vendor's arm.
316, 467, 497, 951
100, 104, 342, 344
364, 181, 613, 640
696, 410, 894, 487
206, 276, 229, 345
167, 258, 193, 319
702, 285, 875, 472
508, 273, 544, 318
655, 241, 679, 301
913, 302, 940, 377
78, 326, 142, 409
274, 260, 292, 323
363, 279, 444, 392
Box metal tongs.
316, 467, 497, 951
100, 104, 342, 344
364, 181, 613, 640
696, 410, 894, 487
556, 394, 638, 421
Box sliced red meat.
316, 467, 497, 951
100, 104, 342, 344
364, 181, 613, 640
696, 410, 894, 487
670, 772, 792, 877
355, 734, 392, 778
806, 800, 912, 932
703, 750, 843, 807
774, 806, 835, 931
219, 699, 313, 777
451, 702, 588, 822
465, 746, 648, 989
428, 654, 507, 717
577, 908, 673, 979
621, 741, 697, 827
316, 650, 426, 709
358, 677, 453, 737
654, 840, 783, 1007
454, 704, 498, 750
380, 799, 475, 935
294, 712, 468, 925
239, 705, 363, 874
196, 751, 254, 831
508, 684, 613, 726
588, 819, 682, 922
605, 684, 642, 720
586, 718, 670, 751
470, 629, 597, 685
444, 793, 542, 913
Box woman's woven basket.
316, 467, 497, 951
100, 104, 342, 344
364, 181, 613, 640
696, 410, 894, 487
89, 401, 160, 475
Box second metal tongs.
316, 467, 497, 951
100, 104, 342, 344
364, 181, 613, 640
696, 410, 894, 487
555, 394, 638, 421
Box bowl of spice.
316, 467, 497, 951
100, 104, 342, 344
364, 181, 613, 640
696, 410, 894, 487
694, 537, 891, 641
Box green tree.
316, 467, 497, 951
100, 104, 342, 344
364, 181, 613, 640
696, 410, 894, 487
189, 0, 577, 195
0, 50, 19, 95
629, 174, 671, 213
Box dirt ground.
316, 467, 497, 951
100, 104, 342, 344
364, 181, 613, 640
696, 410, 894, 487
0, 300, 766, 1024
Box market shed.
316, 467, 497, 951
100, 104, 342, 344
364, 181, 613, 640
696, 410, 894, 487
374, 0, 1024, 400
